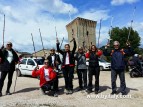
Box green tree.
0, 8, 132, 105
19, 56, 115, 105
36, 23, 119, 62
109, 27, 141, 53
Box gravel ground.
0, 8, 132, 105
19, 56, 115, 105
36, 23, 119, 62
0, 71, 143, 107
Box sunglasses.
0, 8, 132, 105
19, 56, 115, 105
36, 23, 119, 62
51, 50, 55, 51
7, 44, 12, 46
44, 62, 49, 64
114, 45, 119, 46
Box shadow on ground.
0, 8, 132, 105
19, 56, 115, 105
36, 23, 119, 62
14, 87, 39, 94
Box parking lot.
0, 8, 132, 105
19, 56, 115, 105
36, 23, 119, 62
0, 71, 143, 107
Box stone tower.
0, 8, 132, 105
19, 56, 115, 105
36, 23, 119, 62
66, 17, 97, 51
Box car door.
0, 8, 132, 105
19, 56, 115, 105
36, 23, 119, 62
26, 59, 36, 76
18, 59, 27, 75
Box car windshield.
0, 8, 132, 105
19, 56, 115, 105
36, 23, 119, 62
34, 59, 44, 65
99, 59, 107, 62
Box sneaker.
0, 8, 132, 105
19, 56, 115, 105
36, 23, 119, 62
53, 93, 58, 97
122, 92, 127, 95
6, 92, 12, 95
68, 90, 73, 94
86, 89, 92, 94
111, 91, 117, 95
95, 91, 99, 94
0, 92, 2, 97
77, 87, 83, 91
65, 89, 69, 95
40, 88, 46, 95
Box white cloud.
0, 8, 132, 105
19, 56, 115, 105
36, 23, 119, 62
0, 0, 111, 52
28, 0, 78, 14
96, 26, 110, 47
130, 22, 143, 46
0, 0, 77, 52
111, 0, 140, 6
78, 9, 110, 22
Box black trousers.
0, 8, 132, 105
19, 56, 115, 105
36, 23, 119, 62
62, 65, 74, 90
0, 70, 14, 92
77, 69, 87, 89
111, 69, 126, 93
41, 80, 56, 92
53, 72, 59, 92
88, 67, 100, 91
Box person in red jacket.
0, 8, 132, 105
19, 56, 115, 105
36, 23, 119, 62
85, 45, 102, 94
32, 59, 57, 97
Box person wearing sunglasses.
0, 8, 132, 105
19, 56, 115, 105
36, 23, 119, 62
32, 59, 57, 97
104, 41, 134, 95
0, 42, 19, 97
47, 48, 61, 96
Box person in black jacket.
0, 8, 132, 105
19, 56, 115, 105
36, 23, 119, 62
0, 42, 19, 97
85, 45, 102, 94
103, 41, 134, 95
56, 38, 77, 94
47, 48, 61, 97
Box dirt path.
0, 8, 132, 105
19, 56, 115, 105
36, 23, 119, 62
0, 71, 143, 107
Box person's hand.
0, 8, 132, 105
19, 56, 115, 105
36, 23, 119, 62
34, 66, 39, 71
105, 43, 110, 49
15, 62, 18, 65
126, 41, 130, 47
106, 43, 110, 47
55, 61, 59, 65
56, 38, 59, 44
1, 45, 4, 49
73, 37, 75, 41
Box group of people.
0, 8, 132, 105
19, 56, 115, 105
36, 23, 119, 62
0, 38, 134, 97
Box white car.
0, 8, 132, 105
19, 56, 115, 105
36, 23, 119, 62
16, 57, 44, 76
99, 59, 111, 71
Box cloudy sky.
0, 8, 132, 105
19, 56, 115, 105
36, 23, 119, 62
0, 0, 143, 53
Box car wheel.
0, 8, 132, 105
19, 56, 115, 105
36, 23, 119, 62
16, 69, 22, 77
100, 66, 104, 71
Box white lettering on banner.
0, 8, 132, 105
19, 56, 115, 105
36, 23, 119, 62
87, 94, 132, 99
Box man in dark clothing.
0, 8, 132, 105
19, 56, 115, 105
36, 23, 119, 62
132, 54, 143, 73
85, 45, 102, 94
47, 48, 61, 97
103, 41, 134, 95
56, 38, 76, 94
75, 47, 87, 91
0, 42, 19, 97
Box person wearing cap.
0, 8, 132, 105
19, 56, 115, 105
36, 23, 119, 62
56, 37, 77, 94
85, 45, 102, 94
32, 59, 57, 97
75, 47, 87, 91
103, 41, 134, 95
47, 48, 61, 96
0, 42, 19, 97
